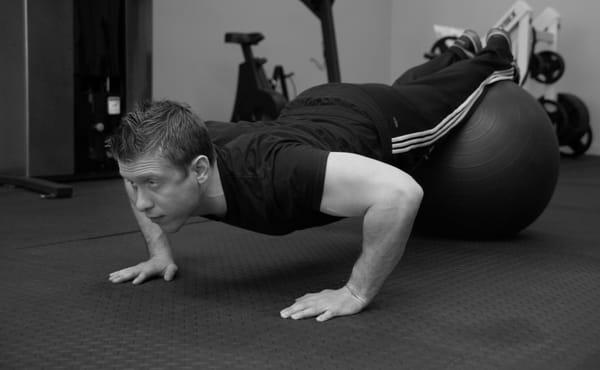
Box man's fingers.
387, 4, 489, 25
280, 302, 306, 318
295, 290, 333, 302
281, 287, 367, 322
280, 305, 298, 319
295, 292, 316, 302
108, 267, 138, 283
163, 264, 178, 281
108, 270, 124, 281
109, 259, 177, 285
316, 310, 335, 322
281, 299, 326, 320
132, 272, 147, 285
291, 307, 319, 320
281, 305, 320, 320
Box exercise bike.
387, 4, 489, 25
225, 32, 291, 122
226, 0, 341, 122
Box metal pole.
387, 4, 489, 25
319, 0, 341, 82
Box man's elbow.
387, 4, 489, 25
403, 179, 423, 209
386, 177, 423, 211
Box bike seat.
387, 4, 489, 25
225, 32, 264, 45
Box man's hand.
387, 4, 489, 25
280, 286, 368, 322
108, 255, 178, 285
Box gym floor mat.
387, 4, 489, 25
1, 157, 599, 369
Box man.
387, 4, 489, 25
107, 29, 516, 322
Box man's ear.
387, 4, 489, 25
190, 155, 211, 184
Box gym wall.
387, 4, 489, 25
0, 0, 74, 177
390, 0, 599, 155
152, 0, 392, 122
0, 0, 27, 175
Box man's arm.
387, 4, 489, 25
280, 152, 423, 321
108, 181, 178, 284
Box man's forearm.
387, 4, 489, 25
346, 193, 421, 303
130, 203, 173, 259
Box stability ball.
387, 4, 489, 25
414, 81, 560, 238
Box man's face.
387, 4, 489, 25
118, 152, 201, 233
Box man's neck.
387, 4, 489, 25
197, 161, 227, 218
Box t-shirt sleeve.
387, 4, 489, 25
272, 145, 330, 217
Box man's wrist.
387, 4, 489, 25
344, 284, 368, 305
148, 244, 173, 260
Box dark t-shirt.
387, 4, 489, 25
206, 83, 389, 235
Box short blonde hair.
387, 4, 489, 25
107, 100, 215, 170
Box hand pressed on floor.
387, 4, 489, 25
280, 286, 368, 322
108, 255, 178, 285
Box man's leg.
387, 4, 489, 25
387, 29, 517, 159
392, 28, 515, 119
393, 29, 482, 85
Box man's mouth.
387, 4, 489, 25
148, 215, 165, 223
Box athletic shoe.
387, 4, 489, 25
485, 27, 512, 50
486, 28, 520, 83
452, 29, 482, 58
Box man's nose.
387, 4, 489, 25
134, 188, 153, 212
